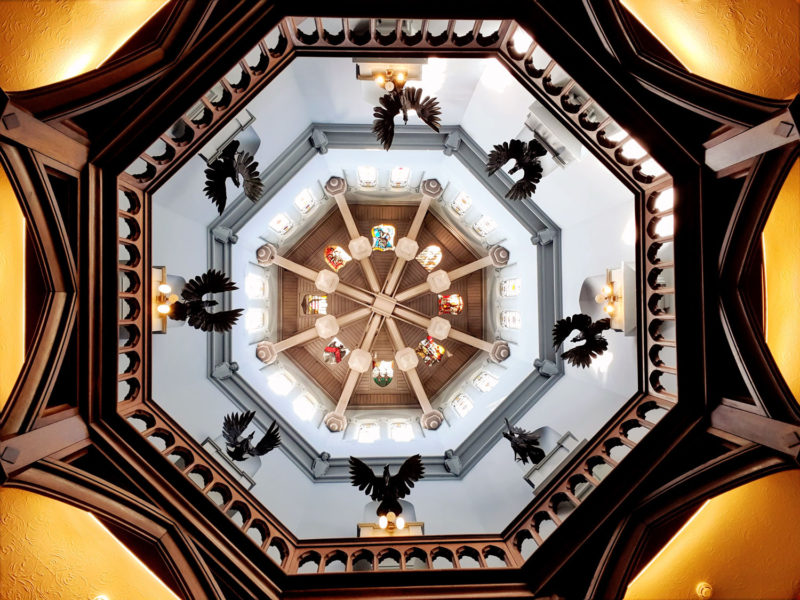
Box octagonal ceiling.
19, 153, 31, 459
150, 51, 638, 538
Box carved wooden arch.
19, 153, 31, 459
581, 0, 792, 128
585, 445, 795, 599
7, 458, 230, 600
0, 137, 79, 435
719, 143, 800, 423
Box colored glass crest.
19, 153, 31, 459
372, 360, 394, 387
438, 293, 464, 315
371, 224, 396, 252
324, 245, 352, 272
416, 336, 445, 366
301, 294, 327, 315
322, 338, 348, 364
416, 245, 443, 271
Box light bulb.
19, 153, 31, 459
396, 516, 405, 530
595, 293, 606, 304
374, 74, 385, 87
158, 283, 171, 294
157, 304, 171, 315
604, 304, 615, 315
395, 71, 406, 83
602, 284, 612, 296
378, 515, 388, 529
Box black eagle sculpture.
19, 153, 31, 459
503, 418, 545, 465
222, 410, 281, 462
169, 269, 243, 332
349, 454, 425, 517
552, 313, 611, 369
486, 138, 548, 200
372, 86, 441, 150
203, 140, 264, 214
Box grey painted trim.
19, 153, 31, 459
206, 124, 563, 481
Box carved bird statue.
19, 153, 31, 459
486, 138, 548, 200
372, 86, 442, 150
222, 410, 281, 462
552, 313, 611, 369
349, 454, 425, 517
203, 140, 264, 214
168, 269, 243, 332
503, 418, 545, 465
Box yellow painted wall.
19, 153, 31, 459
0, 487, 180, 600
0, 0, 170, 92
0, 168, 25, 410
621, 0, 800, 99
764, 159, 800, 403
625, 469, 800, 600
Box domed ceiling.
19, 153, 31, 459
151, 52, 639, 538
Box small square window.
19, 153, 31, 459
389, 421, 413, 442
451, 393, 473, 417
390, 166, 410, 188
357, 421, 380, 443
293, 393, 317, 421
293, 188, 316, 214
245, 309, 266, 332
357, 165, 378, 188
501, 310, 521, 329
269, 213, 293, 235
500, 278, 521, 297
268, 371, 294, 396
473, 214, 497, 237
450, 192, 472, 216
245, 274, 267, 299
472, 370, 499, 392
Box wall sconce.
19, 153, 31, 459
594, 269, 619, 317
373, 69, 407, 92
156, 283, 178, 315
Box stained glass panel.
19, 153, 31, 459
371, 224, 396, 251
322, 338, 349, 364
324, 245, 352, 271
416, 336, 445, 366
372, 360, 394, 387
416, 245, 442, 271
438, 293, 464, 315
301, 294, 328, 315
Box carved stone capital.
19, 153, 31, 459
489, 340, 511, 363
534, 358, 559, 377
324, 412, 347, 432
444, 449, 462, 475
420, 178, 443, 199
213, 226, 238, 244
255, 341, 277, 365
256, 243, 277, 266
531, 229, 556, 246
443, 131, 462, 156
211, 361, 239, 380
421, 409, 444, 431
311, 128, 329, 154
324, 175, 347, 196
489, 245, 510, 267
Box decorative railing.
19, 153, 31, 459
115, 16, 680, 577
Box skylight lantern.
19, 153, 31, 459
268, 213, 293, 236
500, 278, 521, 297
501, 310, 522, 329
451, 393, 474, 417
450, 191, 472, 216
473, 214, 497, 237
390, 166, 410, 188
357, 165, 378, 188
472, 370, 499, 392
292, 393, 317, 421
268, 371, 295, 396
293, 188, 316, 214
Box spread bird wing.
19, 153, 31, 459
562, 335, 608, 369
222, 411, 255, 445
588, 317, 612, 336
349, 457, 384, 500
506, 418, 540, 440
187, 307, 243, 333
372, 92, 402, 150
182, 269, 238, 301
403, 86, 441, 132
388, 454, 425, 499
552, 313, 593, 348
255, 420, 281, 455
203, 141, 240, 214
234, 151, 263, 202
507, 178, 538, 201
487, 139, 529, 176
